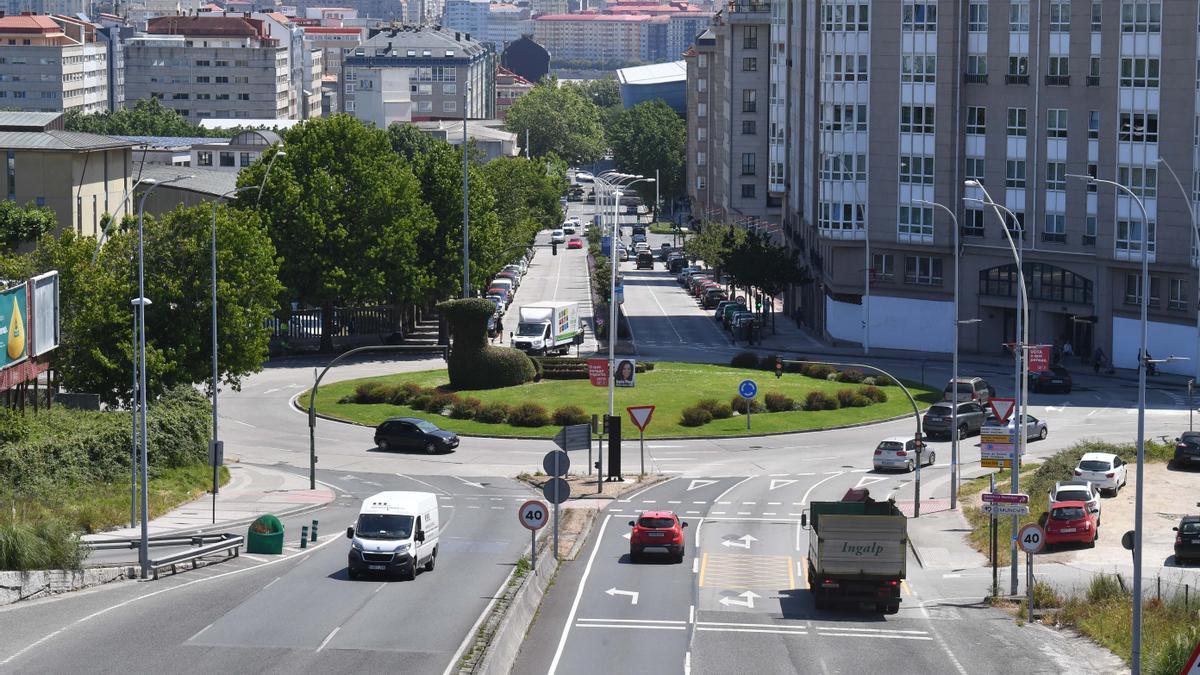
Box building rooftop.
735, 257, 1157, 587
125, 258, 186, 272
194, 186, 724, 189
0, 111, 65, 132
146, 15, 271, 40
0, 15, 61, 33
359, 24, 488, 58
535, 13, 650, 22
198, 119, 303, 131
0, 129, 135, 152
117, 135, 230, 149
617, 60, 687, 86
134, 164, 237, 197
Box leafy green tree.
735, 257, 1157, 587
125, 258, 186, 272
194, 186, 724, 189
608, 100, 686, 210
240, 114, 436, 351
504, 82, 606, 166
683, 221, 745, 275
387, 122, 438, 162
63, 98, 225, 137
0, 201, 57, 250
566, 78, 621, 109
481, 155, 567, 243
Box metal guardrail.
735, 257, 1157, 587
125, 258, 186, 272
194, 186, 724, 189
84, 533, 234, 551
147, 534, 243, 580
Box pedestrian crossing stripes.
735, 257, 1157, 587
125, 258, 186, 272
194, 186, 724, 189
698, 553, 795, 590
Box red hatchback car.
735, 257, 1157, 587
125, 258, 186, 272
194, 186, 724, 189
629, 511, 688, 563
1043, 500, 1097, 549
567, 237, 583, 249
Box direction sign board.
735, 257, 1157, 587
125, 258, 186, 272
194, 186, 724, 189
982, 492, 1029, 504
738, 379, 758, 399
542, 450, 570, 476
982, 503, 1031, 516
1180, 640, 1200, 675
1017, 523, 1046, 554
981, 458, 1017, 469
989, 398, 1016, 424
554, 423, 591, 451
518, 500, 548, 530
626, 405, 655, 432
542, 477, 570, 505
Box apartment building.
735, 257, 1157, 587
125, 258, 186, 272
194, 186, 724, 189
443, 0, 532, 50
299, 25, 364, 113
0, 14, 109, 115
494, 64, 531, 120
342, 25, 494, 123
687, 0, 1200, 374
533, 12, 646, 62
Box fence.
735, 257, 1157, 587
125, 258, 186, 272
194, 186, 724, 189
267, 305, 401, 341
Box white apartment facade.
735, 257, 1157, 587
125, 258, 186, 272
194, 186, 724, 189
0, 14, 109, 114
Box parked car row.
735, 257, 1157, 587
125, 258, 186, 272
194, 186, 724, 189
485, 248, 533, 335
1040, 451, 1130, 550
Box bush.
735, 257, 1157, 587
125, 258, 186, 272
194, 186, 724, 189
861, 376, 877, 386
508, 402, 551, 427
679, 405, 713, 427
476, 402, 510, 424
804, 364, 834, 379
859, 385, 888, 403
837, 368, 865, 383
730, 351, 761, 369
875, 374, 898, 387
552, 405, 589, 426
424, 391, 460, 414
388, 382, 425, 405
730, 396, 765, 414
804, 390, 839, 411
826, 372, 839, 381
449, 397, 483, 420
353, 381, 390, 404
530, 356, 544, 382
1085, 573, 1126, 605
408, 391, 434, 411
784, 359, 806, 374
835, 388, 858, 408
850, 394, 872, 407
439, 298, 536, 389
696, 398, 733, 419
764, 392, 795, 412
0, 520, 84, 571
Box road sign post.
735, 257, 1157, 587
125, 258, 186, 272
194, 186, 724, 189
1018, 522, 1044, 622
626, 406, 655, 476
542, 451, 569, 561
518, 499, 548, 571
913, 433, 924, 517
738, 379, 757, 430
990, 475, 998, 598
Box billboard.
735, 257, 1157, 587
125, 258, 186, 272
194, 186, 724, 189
30, 271, 59, 357
0, 283, 27, 370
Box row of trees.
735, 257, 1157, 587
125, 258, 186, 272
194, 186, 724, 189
64, 99, 233, 138
684, 221, 810, 322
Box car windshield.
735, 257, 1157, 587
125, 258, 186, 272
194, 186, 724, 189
945, 382, 974, 393
1182, 433, 1200, 444
1078, 460, 1112, 472
1056, 490, 1090, 502
414, 420, 440, 433
356, 513, 414, 540
638, 517, 675, 529
1181, 522, 1200, 534
517, 322, 545, 336
1051, 507, 1086, 520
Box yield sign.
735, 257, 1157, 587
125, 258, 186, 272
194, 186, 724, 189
626, 405, 656, 432
989, 397, 1016, 424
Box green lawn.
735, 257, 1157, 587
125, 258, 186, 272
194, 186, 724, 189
648, 222, 681, 235
304, 362, 940, 438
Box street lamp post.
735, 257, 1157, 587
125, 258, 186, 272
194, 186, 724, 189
1155, 157, 1200, 380
463, 83, 472, 298
1067, 172, 1150, 674
963, 183, 1028, 596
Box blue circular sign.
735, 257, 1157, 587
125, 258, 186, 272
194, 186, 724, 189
738, 379, 758, 399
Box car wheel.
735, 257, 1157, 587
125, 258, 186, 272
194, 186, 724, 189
425, 441, 438, 455
957, 425, 968, 440
906, 461, 914, 472
926, 451, 936, 466
1038, 427, 1048, 441
347, 567, 358, 580
425, 546, 437, 572
629, 550, 640, 563
378, 438, 390, 452
886, 602, 900, 614
1088, 532, 1096, 548
406, 558, 419, 580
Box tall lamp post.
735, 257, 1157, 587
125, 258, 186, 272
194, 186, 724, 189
1155, 157, 1200, 380
963, 182, 1028, 596
463, 83, 472, 298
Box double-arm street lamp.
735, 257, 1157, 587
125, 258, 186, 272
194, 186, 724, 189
1154, 158, 1200, 380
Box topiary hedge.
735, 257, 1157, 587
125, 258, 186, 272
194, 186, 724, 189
804, 390, 839, 411
764, 392, 795, 412
730, 396, 765, 414
439, 298, 536, 389
695, 398, 733, 419
476, 402, 510, 423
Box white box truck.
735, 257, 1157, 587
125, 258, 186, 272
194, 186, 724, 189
346, 491, 440, 580
511, 301, 583, 356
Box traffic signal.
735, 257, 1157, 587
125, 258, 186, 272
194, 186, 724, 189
775, 358, 783, 379
755, 300, 762, 311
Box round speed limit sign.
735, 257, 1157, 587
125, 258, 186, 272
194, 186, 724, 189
518, 500, 549, 531
1017, 523, 1045, 554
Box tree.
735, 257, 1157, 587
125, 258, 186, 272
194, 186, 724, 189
0, 201, 57, 250
387, 122, 438, 162
566, 78, 621, 109
240, 114, 436, 351
607, 100, 686, 211
683, 221, 745, 274
481, 155, 567, 243
63, 98, 225, 137
504, 82, 606, 166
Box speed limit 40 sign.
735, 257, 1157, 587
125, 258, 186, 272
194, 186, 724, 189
1018, 523, 1045, 554
518, 500, 549, 531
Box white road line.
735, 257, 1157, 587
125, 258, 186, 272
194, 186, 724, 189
225, 418, 255, 428
689, 605, 695, 624
241, 554, 267, 563
712, 511, 726, 515
263, 387, 281, 395
316, 626, 341, 652
814, 632, 932, 641
575, 624, 686, 631
263, 576, 281, 589
812, 626, 929, 635
692, 558, 699, 574
767, 502, 782, 506
695, 627, 808, 635
188, 622, 215, 641
548, 514, 611, 675
668, 500, 682, 504
692, 501, 707, 504
741, 501, 757, 505
642, 500, 657, 504
711, 476, 753, 507
737, 511, 751, 515
395, 473, 454, 496
763, 512, 777, 516
576, 618, 686, 624
795, 472, 816, 476
800, 472, 846, 505
685, 651, 691, 675
795, 521, 803, 551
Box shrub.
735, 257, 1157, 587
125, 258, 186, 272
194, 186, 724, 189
804, 390, 839, 411
449, 397, 483, 420
679, 405, 713, 427
552, 405, 589, 426
508, 402, 551, 427
695, 398, 734, 419
475, 402, 509, 423
408, 391, 434, 411
730, 351, 761, 369
850, 395, 873, 408
438, 298, 536, 389
875, 374, 898, 387
353, 381, 390, 404
642, 362, 656, 372
804, 364, 834, 379
858, 385, 888, 403
0, 520, 84, 571
764, 392, 795, 412
730, 396, 765, 414
426, 391, 460, 414
861, 376, 877, 386
784, 359, 806, 374
826, 373, 839, 381
836, 388, 857, 408
388, 383, 420, 406
1085, 574, 1126, 604
837, 368, 865, 383
530, 356, 544, 382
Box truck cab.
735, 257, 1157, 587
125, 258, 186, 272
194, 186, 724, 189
346, 491, 439, 580
510, 301, 582, 356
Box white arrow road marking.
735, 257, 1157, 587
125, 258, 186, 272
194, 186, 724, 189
769, 479, 798, 491
606, 588, 639, 604
854, 476, 889, 489
720, 534, 758, 550
687, 479, 719, 491
622, 532, 631, 540
453, 476, 485, 488
718, 591, 760, 609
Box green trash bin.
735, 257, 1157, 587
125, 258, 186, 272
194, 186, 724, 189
247, 514, 284, 554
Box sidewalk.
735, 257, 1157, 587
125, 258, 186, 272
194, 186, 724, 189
904, 503, 989, 571
82, 463, 335, 544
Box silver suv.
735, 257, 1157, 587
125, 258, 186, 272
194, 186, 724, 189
943, 377, 995, 404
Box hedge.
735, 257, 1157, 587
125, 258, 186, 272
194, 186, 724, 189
552, 405, 589, 426
679, 405, 713, 427
730, 396, 765, 414
508, 402, 550, 427
695, 398, 733, 419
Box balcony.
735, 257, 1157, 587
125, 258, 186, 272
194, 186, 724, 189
1044, 75, 1070, 86
1005, 73, 1030, 85
730, 0, 770, 12
963, 73, 988, 84
1041, 232, 1066, 243
1086, 75, 1101, 87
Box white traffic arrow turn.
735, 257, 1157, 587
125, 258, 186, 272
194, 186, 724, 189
854, 476, 889, 489
606, 588, 639, 605
687, 479, 719, 491
720, 534, 758, 550
768, 479, 798, 491
719, 591, 760, 609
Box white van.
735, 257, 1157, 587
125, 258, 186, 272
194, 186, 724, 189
347, 491, 440, 580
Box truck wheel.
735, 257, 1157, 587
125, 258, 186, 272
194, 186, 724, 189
347, 567, 358, 580
425, 546, 437, 571
406, 558, 419, 580
886, 602, 900, 614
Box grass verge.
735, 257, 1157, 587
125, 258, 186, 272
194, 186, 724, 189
304, 362, 939, 438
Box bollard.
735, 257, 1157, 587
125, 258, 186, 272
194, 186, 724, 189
300, 525, 309, 549
1186, 584, 1190, 611
311, 519, 318, 542
1157, 576, 1161, 601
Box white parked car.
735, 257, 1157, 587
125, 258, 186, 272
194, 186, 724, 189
872, 437, 934, 472
550, 229, 566, 244
1073, 452, 1128, 496
1049, 480, 1102, 525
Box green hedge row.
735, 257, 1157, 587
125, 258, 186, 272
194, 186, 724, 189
679, 385, 888, 427
341, 381, 590, 428
727, 351, 897, 386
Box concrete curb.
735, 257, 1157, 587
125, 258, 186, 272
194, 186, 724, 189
0, 566, 135, 606
908, 537, 925, 570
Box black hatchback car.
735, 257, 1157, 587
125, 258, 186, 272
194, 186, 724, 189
1030, 366, 1073, 393
1175, 516, 1200, 563
375, 417, 460, 454
1173, 431, 1200, 469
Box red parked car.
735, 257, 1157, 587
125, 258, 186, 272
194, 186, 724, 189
628, 511, 688, 563
1043, 500, 1097, 549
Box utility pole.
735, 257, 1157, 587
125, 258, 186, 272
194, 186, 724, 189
462, 83, 471, 298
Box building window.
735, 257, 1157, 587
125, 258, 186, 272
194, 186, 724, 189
898, 205, 934, 239
418, 100, 432, 113
904, 255, 943, 285
698, 54, 707, 68
697, 128, 706, 142
823, 53, 870, 82
963, 208, 986, 237
901, 1, 937, 32
741, 184, 756, 198
1089, 111, 1100, 139
443, 100, 457, 113
821, 153, 867, 181
1170, 279, 1188, 311
1043, 213, 1066, 242
1116, 219, 1156, 255
1047, 109, 1068, 138
1006, 107, 1027, 136
966, 106, 986, 135
1007, 56, 1029, 82
1120, 1, 1161, 33
819, 201, 866, 233
1010, 1, 1030, 32
872, 253, 894, 281
981, 263, 1092, 303
899, 106, 935, 134
741, 153, 757, 176
1084, 216, 1097, 246
1119, 57, 1160, 88
1049, 1, 1071, 32
1091, 1, 1103, 31
742, 57, 757, 71
696, 151, 706, 166
696, 176, 706, 191
965, 157, 985, 182
820, 103, 868, 131
902, 55, 936, 83
968, 2, 988, 32
821, 2, 870, 32
1088, 57, 1101, 86
1046, 162, 1066, 190
1087, 163, 1098, 192
1116, 165, 1157, 198
743, 25, 758, 49
1006, 160, 1027, 188
742, 89, 757, 112
742, 120, 756, 134
198, 151, 212, 167
965, 55, 988, 85
697, 78, 706, 92
240, 152, 251, 167
1119, 112, 1158, 142
899, 155, 934, 184
1124, 274, 1160, 306
1047, 56, 1069, 84
219, 152, 235, 167
697, 102, 707, 118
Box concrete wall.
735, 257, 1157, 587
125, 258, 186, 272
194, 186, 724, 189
1113, 315, 1200, 377
827, 294, 954, 353
0, 566, 131, 606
